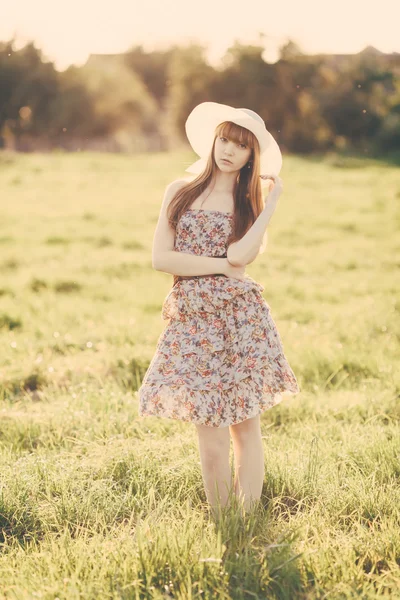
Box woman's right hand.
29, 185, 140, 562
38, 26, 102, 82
223, 259, 247, 281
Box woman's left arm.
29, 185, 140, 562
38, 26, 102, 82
227, 176, 283, 267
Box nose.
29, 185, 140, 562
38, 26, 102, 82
223, 142, 234, 156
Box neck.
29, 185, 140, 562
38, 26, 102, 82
210, 170, 238, 193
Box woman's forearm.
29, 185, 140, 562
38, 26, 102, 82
227, 199, 277, 267
154, 251, 228, 277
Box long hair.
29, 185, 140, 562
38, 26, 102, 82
167, 120, 264, 288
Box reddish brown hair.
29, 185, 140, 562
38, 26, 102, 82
167, 121, 265, 287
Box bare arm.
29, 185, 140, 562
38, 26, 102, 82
152, 179, 229, 276
156, 251, 228, 277
227, 181, 281, 267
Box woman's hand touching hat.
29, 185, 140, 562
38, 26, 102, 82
261, 174, 283, 197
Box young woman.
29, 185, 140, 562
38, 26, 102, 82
138, 102, 300, 519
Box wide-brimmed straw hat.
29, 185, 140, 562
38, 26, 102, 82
184, 101, 282, 185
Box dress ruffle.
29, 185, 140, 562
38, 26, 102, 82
161, 274, 265, 320
139, 275, 300, 428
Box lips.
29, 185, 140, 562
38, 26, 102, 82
221, 159, 232, 164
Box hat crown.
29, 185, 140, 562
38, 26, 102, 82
237, 108, 265, 128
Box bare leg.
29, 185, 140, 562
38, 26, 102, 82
194, 423, 233, 518
229, 414, 264, 512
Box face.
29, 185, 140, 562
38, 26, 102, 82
214, 134, 252, 172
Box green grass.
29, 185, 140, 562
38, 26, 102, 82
0, 148, 399, 598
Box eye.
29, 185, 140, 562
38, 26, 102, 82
220, 136, 246, 148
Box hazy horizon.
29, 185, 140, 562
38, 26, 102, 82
2, 0, 399, 71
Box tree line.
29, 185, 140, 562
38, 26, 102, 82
1, 37, 399, 156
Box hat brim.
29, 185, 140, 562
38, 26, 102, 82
185, 101, 282, 178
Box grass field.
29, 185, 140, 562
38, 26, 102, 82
0, 149, 399, 598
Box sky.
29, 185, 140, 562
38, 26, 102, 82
1, 0, 399, 71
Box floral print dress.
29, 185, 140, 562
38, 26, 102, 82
138, 208, 300, 428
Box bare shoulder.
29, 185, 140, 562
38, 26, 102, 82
168, 177, 189, 191
167, 177, 188, 193
161, 178, 189, 212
